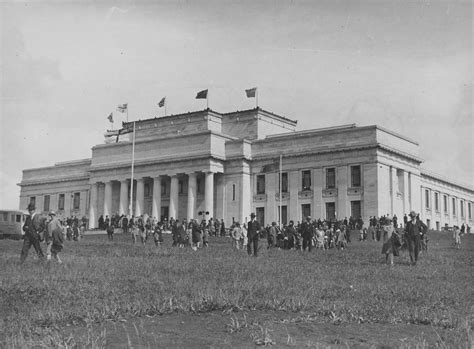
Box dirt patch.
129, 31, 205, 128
64, 310, 457, 348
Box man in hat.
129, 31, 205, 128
404, 211, 427, 265
20, 203, 46, 263
247, 213, 261, 257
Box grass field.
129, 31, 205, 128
0, 230, 472, 348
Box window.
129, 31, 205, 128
426, 219, 431, 229
351, 165, 361, 187
232, 184, 236, 201
302, 170, 311, 191
443, 195, 448, 213
2, 212, 7, 221
326, 168, 336, 189
144, 183, 151, 197
29, 197, 36, 207
197, 178, 203, 194
425, 189, 430, 209
436, 221, 440, 231
325, 202, 336, 220
468, 202, 472, 220
161, 180, 168, 196
452, 198, 456, 215
178, 180, 184, 194
256, 175, 265, 194
16, 215, 21, 223
279, 172, 288, 193
434, 192, 439, 211
73, 192, 80, 210
301, 204, 310, 221
460, 201, 464, 217
279, 205, 288, 225
256, 207, 265, 226
58, 194, 65, 211
43, 195, 50, 212
351, 200, 361, 219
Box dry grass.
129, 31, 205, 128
0, 231, 472, 347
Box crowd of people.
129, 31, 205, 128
19, 201, 469, 266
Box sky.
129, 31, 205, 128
0, 0, 472, 209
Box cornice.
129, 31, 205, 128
18, 175, 90, 187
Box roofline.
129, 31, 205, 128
23, 159, 92, 173
223, 107, 298, 125
372, 125, 419, 146
421, 169, 474, 193
265, 123, 356, 139
122, 108, 222, 127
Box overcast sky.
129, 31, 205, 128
1, 0, 472, 209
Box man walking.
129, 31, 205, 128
20, 203, 45, 264
404, 211, 427, 266
301, 216, 314, 252
247, 213, 261, 257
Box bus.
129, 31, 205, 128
0, 210, 28, 240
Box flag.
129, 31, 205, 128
261, 159, 280, 173
195, 89, 208, 99
117, 103, 128, 113
245, 87, 257, 98
158, 97, 166, 108
107, 113, 113, 123
115, 124, 134, 143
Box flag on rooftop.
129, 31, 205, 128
107, 113, 113, 123
245, 87, 257, 98
158, 97, 166, 108
195, 89, 208, 99
117, 103, 128, 113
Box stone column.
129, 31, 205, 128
313, 168, 323, 219
135, 178, 144, 217
337, 166, 348, 220
403, 171, 409, 214
152, 176, 162, 220
289, 170, 299, 222
169, 175, 179, 220
187, 173, 197, 220
205, 171, 214, 219
103, 181, 113, 218
119, 180, 128, 216
88, 183, 98, 229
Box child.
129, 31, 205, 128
51, 224, 65, 263
153, 223, 163, 247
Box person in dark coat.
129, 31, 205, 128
301, 216, 314, 252
247, 213, 261, 257
20, 203, 45, 264
404, 211, 427, 266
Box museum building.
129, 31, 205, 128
18, 107, 473, 230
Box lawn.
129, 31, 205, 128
0, 230, 472, 348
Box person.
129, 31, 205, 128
267, 222, 277, 249
231, 222, 243, 250
20, 203, 46, 264
45, 211, 62, 261
404, 211, 427, 266
247, 213, 261, 257
453, 225, 461, 249
191, 219, 202, 250
50, 217, 65, 264
106, 222, 114, 241
301, 216, 314, 252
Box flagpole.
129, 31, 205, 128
165, 100, 167, 117
279, 153, 282, 229
126, 106, 129, 122
129, 121, 136, 218
207, 91, 209, 109
256, 88, 259, 108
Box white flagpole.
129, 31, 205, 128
129, 121, 136, 217
256, 88, 259, 108
279, 153, 282, 228
126, 106, 129, 122
207, 91, 209, 109
165, 99, 167, 117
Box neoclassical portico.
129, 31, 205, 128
87, 170, 219, 229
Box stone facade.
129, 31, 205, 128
18, 107, 473, 229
